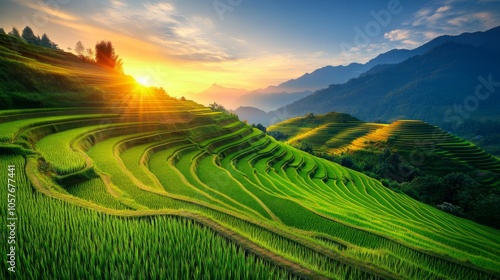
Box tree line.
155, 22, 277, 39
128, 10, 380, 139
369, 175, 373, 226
0, 26, 57, 49
0, 25, 124, 73
74, 40, 123, 73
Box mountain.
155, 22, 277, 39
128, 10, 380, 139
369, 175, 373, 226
270, 63, 366, 92
231, 106, 269, 124
187, 27, 500, 115
234, 90, 311, 111
186, 83, 311, 112
184, 83, 249, 108
272, 26, 500, 129
263, 26, 500, 94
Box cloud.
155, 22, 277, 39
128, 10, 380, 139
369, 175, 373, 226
387, 0, 500, 49
13, 0, 78, 21
340, 42, 393, 64
110, 0, 127, 8
384, 29, 411, 41
436, 5, 452, 13
80, 1, 237, 63
447, 12, 499, 28
477, 0, 500, 3
383, 29, 420, 48
409, 0, 500, 31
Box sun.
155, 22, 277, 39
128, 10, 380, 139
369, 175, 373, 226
135, 76, 150, 86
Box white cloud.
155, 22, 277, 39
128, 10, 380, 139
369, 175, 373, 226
436, 6, 452, 13
390, 0, 500, 49
110, 0, 126, 8
384, 29, 421, 49
85, 1, 236, 63
384, 29, 412, 41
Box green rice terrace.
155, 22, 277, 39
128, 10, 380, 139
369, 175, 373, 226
269, 113, 500, 187
2, 95, 500, 279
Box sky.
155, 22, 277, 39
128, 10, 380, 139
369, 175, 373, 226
1, 0, 500, 96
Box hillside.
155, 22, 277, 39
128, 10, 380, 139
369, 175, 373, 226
231, 106, 270, 125
269, 113, 500, 227
272, 26, 500, 128
269, 113, 500, 183
0, 34, 137, 109
2, 33, 500, 279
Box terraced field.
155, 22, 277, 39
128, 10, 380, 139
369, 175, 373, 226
2, 101, 500, 279
269, 114, 500, 186
349, 120, 500, 185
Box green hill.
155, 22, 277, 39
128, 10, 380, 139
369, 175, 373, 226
268, 112, 386, 154
269, 114, 500, 186
1, 34, 500, 279
0, 34, 138, 109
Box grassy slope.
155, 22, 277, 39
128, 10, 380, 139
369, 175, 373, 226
1, 36, 500, 279
268, 113, 500, 185
0, 34, 138, 109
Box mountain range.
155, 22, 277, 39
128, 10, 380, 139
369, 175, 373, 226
185, 83, 311, 111
271, 26, 500, 129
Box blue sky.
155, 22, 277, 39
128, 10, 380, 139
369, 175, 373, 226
1, 0, 499, 94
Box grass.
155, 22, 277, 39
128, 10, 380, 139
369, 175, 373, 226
2, 106, 500, 279
270, 115, 500, 186
0, 155, 296, 279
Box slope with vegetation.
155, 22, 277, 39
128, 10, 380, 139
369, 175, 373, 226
1, 29, 500, 279
268, 113, 500, 228
0, 29, 131, 109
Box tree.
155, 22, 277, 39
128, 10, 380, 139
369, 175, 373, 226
95, 40, 122, 72
22, 26, 39, 45
85, 48, 95, 62
40, 33, 57, 49
306, 112, 315, 118
472, 193, 500, 228
251, 123, 266, 133
294, 140, 313, 154
75, 41, 85, 56
267, 130, 289, 141
209, 102, 227, 112
0, 28, 5, 35
8, 27, 22, 39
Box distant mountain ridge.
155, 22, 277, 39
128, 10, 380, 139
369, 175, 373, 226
270, 26, 500, 129
269, 25, 500, 93
194, 26, 500, 125
185, 83, 311, 111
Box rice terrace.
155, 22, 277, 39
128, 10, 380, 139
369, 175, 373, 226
1, 1, 500, 279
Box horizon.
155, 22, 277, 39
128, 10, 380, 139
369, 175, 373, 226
1, 0, 500, 96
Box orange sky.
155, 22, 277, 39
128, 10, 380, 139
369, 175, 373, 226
41, 11, 338, 97
2, 0, 499, 97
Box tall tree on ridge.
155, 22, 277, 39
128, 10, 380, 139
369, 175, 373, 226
40, 33, 57, 49
22, 26, 39, 45
8, 27, 22, 39
95, 40, 123, 73
75, 41, 85, 57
